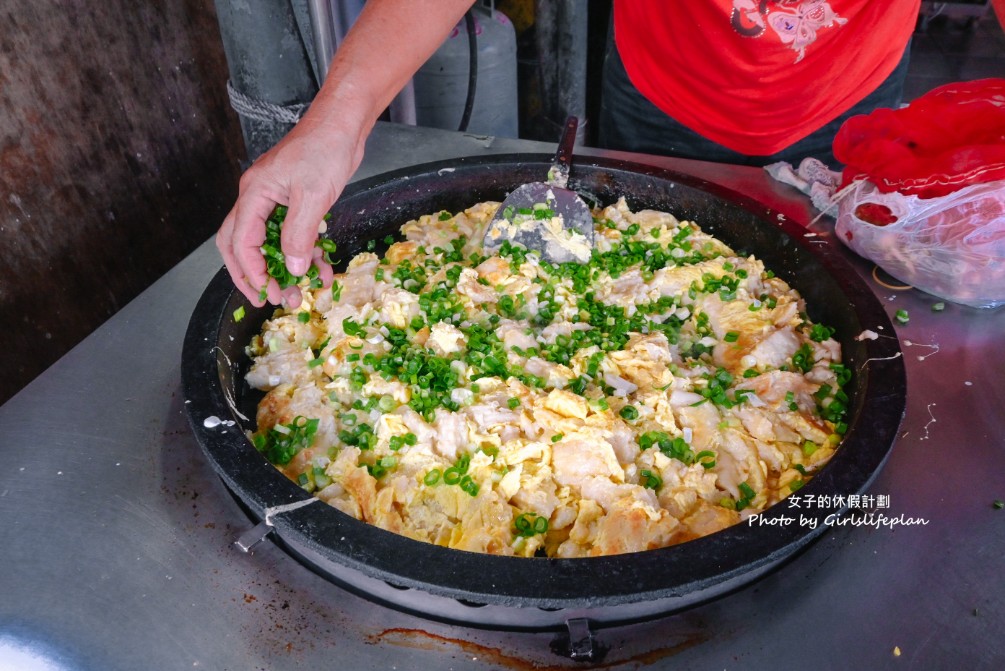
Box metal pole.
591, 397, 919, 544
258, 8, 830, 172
214, 0, 318, 161
534, 0, 588, 142
304, 0, 415, 124
306, 0, 337, 82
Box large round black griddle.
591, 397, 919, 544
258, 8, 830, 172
182, 154, 906, 630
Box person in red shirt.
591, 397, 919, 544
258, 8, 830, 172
599, 1, 920, 167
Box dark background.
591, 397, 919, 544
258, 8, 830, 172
1, 1, 1001, 405
0, 1, 244, 404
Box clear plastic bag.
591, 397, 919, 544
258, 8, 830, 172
835, 179, 1005, 308
831, 78, 1005, 309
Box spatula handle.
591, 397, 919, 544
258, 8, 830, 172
554, 116, 579, 173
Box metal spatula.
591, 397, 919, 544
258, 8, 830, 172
482, 116, 594, 264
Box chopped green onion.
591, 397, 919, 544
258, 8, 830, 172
808, 323, 835, 342
424, 469, 442, 486
317, 238, 338, 264
459, 475, 479, 496
297, 311, 310, 324
895, 309, 909, 324
791, 342, 814, 373
233, 306, 246, 322
254, 416, 319, 465
513, 512, 548, 537
723, 331, 739, 343
736, 481, 757, 510
695, 450, 716, 469
591, 397, 609, 411
640, 468, 663, 490
932, 302, 945, 312
343, 318, 366, 337
619, 405, 639, 420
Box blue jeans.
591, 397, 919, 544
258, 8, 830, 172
597, 37, 911, 169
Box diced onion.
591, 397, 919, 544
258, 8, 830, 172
604, 373, 638, 397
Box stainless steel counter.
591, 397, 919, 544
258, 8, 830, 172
2, 123, 1003, 670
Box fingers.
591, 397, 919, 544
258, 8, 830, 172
279, 243, 334, 310
282, 187, 334, 276
232, 189, 281, 301
217, 207, 266, 306
281, 285, 303, 309
312, 247, 335, 288
218, 182, 334, 308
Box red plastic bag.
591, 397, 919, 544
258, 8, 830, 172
834, 78, 1005, 199
831, 79, 1005, 308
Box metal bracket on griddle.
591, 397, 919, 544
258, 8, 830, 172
233, 499, 321, 554
234, 520, 274, 553
566, 618, 597, 661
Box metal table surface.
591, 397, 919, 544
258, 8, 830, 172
2, 123, 1003, 671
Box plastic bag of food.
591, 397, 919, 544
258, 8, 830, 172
834, 179, 1005, 308
832, 78, 1005, 308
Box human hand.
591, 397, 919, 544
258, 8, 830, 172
216, 0, 474, 306
216, 115, 365, 308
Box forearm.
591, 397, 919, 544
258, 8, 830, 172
303, 0, 475, 149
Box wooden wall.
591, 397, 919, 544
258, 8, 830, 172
0, 0, 245, 403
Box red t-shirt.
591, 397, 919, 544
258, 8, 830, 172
613, 0, 920, 155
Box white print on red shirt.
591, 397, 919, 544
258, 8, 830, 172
731, 0, 848, 62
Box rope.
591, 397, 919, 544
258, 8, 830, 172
226, 79, 309, 125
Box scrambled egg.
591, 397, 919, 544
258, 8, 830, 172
245, 199, 848, 558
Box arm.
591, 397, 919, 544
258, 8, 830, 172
217, 0, 475, 306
